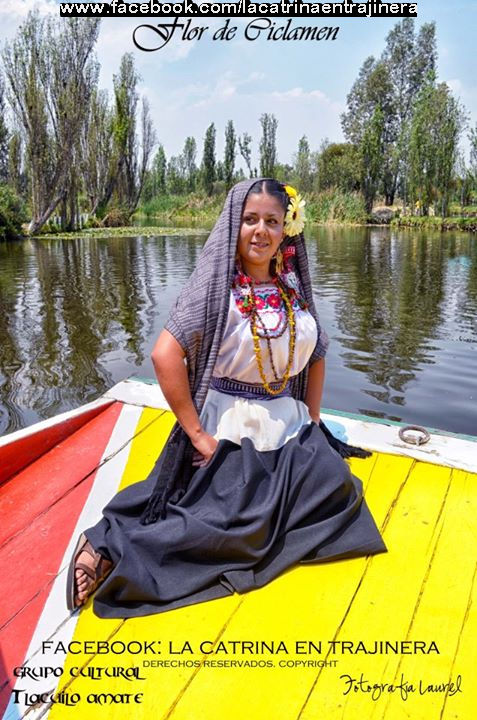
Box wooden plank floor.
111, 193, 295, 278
2, 408, 476, 720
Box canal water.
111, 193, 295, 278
0, 226, 475, 437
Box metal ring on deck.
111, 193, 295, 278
398, 425, 431, 446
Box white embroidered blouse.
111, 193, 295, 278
212, 283, 318, 384
199, 282, 320, 451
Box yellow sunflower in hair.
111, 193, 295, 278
284, 184, 298, 199
284, 193, 306, 237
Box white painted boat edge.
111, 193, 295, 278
105, 376, 477, 473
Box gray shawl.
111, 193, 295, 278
140, 178, 332, 525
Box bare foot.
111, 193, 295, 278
74, 545, 112, 607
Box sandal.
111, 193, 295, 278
66, 532, 112, 611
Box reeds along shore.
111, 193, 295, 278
137, 191, 477, 232
138, 190, 368, 226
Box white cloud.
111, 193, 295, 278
148, 73, 345, 165
0, 0, 56, 44
96, 18, 198, 91
1, 0, 56, 19
447, 78, 464, 95
267, 87, 344, 121
444, 78, 477, 160
445, 77, 477, 116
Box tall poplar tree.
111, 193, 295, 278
80, 88, 113, 215
201, 123, 216, 196
408, 80, 464, 216
259, 114, 278, 177
94, 54, 154, 217
7, 131, 23, 195
293, 135, 312, 192
238, 132, 253, 178
381, 18, 437, 205
154, 145, 167, 194
469, 123, 477, 195
182, 136, 197, 192
0, 72, 9, 183
360, 106, 385, 214
224, 120, 236, 191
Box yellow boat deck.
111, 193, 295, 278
47, 406, 477, 720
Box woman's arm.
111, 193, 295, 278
304, 357, 325, 423
151, 329, 217, 466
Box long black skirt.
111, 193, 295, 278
84, 419, 387, 619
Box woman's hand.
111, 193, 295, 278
191, 430, 219, 468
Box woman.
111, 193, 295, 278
67, 178, 387, 618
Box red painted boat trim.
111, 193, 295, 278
0, 399, 116, 486
0, 401, 123, 714
0, 402, 121, 548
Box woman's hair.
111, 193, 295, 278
246, 179, 288, 214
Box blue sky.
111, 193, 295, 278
2, 1, 476, 168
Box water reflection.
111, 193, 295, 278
0, 227, 476, 436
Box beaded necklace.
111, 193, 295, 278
232, 260, 305, 396
249, 276, 296, 394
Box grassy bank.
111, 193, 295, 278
391, 216, 477, 232
19, 194, 477, 240
138, 189, 369, 226
306, 189, 367, 224
139, 193, 225, 224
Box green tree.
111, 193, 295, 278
201, 123, 216, 196
0, 73, 9, 183
455, 152, 473, 208
273, 163, 293, 184
136, 97, 156, 207
408, 80, 465, 216
434, 93, 465, 217
224, 120, 236, 191
342, 58, 395, 203
92, 55, 155, 218
166, 155, 185, 195
80, 88, 113, 215
341, 18, 437, 206
182, 136, 197, 192
238, 132, 253, 178
360, 105, 385, 214
153, 144, 167, 194
293, 135, 312, 192
0, 184, 27, 240
142, 143, 165, 203
381, 18, 437, 205
2, 12, 100, 232
341, 57, 385, 144
469, 122, 477, 197
216, 160, 224, 182
112, 57, 155, 214
383, 18, 437, 129
314, 141, 361, 193
7, 131, 24, 195
408, 81, 436, 214
259, 113, 278, 177
234, 167, 246, 183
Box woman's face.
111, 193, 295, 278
237, 191, 286, 278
